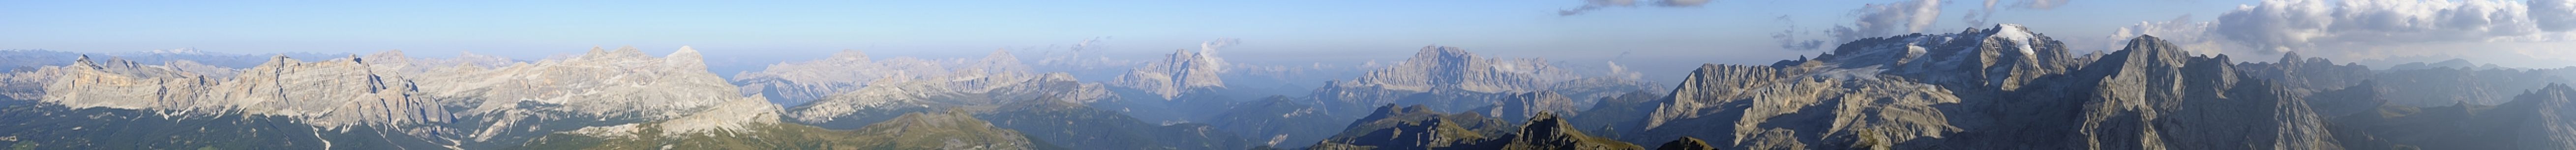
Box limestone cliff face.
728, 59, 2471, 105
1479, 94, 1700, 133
1632, 62, 1964, 150
787, 72, 1112, 125
1314, 46, 1576, 107
732, 49, 1039, 106
730, 50, 882, 105
43, 55, 447, 128
1112, 49, 1228, 99
2051, 36, 2337, 150
1617, 30, 2350, 150
1337, 46, 1574, 94
419, 46, 740, 121
29, 46, 780, 148
2499, 85, 2576, 150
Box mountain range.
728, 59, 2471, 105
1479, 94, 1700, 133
1, 24, 2574, 150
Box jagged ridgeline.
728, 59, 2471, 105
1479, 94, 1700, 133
1567, 24, 2576, 150
0, 46, 808, 150
3, 24, 2576, 150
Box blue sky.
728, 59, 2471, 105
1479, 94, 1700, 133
12, 0, 2569, 79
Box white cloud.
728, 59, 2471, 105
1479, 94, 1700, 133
2537, 0, 2576, 31
1965, 0, 2073, 27
2105, 0, 2576, 66
2018, 0, 2070, 9
1828, 0, 1945, 43
2213, 0, 2558, 53
1558, 0, 1715, 16
2111, 15, 2228, 55
1773, 16, 1829, 50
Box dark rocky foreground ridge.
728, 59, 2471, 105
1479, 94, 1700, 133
0, 24, 2574, 150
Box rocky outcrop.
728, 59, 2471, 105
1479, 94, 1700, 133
370, 46, 766, 148
42, 55, 446, 128
1653, 137, 1714, 150
2052, 36, 2340, 150
1608, 32, 2373, 150
1310, 105, 1643, 150
422, 46, 743, 121
1629, 62, 1965, 150
785, 71, 1112, 127
1113, 49, 1228, 99
1493, 113, 1646, 150
12, 46, 773, 149
1480, 91, 1581, 123
2236, 52, 2374, 91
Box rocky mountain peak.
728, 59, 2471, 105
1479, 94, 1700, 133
666, 46, 706, 70
1807, 24, 2084, 90
1112, 48, 1229, 99
1654, 137, 1715, 150
1346, 46, 1576, 93
2279, 51, 2305, 64
68, 55, 96, 69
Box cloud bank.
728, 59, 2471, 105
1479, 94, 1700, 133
1558, 0, 1716, 16
1828, 0, 1946, 44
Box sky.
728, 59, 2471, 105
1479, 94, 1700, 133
5, 0, 2574, 81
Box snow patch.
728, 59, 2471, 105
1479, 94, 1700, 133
1991, 24, 2038, 54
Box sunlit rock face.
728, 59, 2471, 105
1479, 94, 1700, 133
729, 50, 951, 106
1112, 49, 1228, 100
774, 50, 1112, 128
42, 55, 449, 128
1604, 24, 2385, 150
26, 46, 779, 149
418, 46, 743, 120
